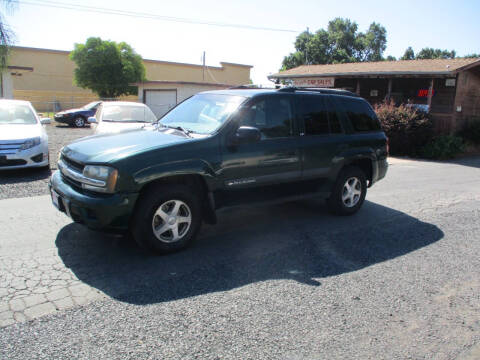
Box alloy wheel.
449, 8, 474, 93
151, 200, 192, 243
341, 177, 362, 208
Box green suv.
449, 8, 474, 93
49, 88, 388, 254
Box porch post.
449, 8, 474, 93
355, 79, 361, 95
386, 78, 392, 102
427, 78, 434, 110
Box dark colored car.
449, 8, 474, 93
54, 101, 102, 128
49, 87, 388, 254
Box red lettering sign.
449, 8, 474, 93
418, 89, 434, 97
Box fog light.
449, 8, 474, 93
31, 153, 44, 163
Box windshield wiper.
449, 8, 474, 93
159, 124, 193, 137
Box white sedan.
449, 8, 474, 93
88, 101, 157, 135
0, 99, 50, 169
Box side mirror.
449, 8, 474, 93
88, 116, 97, 124
40, 118, 51, 125
232, 126, 261, 144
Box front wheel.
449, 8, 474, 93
327, 166, 367, 216
73, 117, 86, 128
131, 184, 202, 254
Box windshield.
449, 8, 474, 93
101, 104, 157, 123
83, 101, 101, 110
159, 94, 246, 134
0, 103, 37, 125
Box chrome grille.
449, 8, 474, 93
61, 154, 84, 173
0, 140, 23, 155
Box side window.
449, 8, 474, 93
335, 97, 381, 132
327, 97, 342, 133
300, 96, 329, 135
239, 97, 293, 139
300, 95, 343, 135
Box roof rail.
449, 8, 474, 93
228, 84, 274, 89
277, 86, 359, 97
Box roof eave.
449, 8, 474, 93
268, 71, 456, 79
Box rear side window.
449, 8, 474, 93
334, 97, 381, 132
299, 95, 342, 135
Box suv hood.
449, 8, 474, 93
63, 128, 192, 164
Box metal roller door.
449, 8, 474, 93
145, 90, 177, 119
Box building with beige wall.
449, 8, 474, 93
2, 46, 252, 113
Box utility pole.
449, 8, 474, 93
202, 51, 205, 82
305, 27, 309, 65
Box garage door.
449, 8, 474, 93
145, 90, 177, 119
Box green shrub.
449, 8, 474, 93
374, 101, 433, 157
421, 135, 465, 159
457, 118, 480, 144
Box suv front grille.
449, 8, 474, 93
61, 155, 84, 173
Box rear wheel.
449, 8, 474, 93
131, 184, 202, 254
327, 166, 367, 215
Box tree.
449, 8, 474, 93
357, 22, 387, 62
0, 0, 15, 70
463, 53, 480, 58
281, 18, 387, 70
70, 37, 146, 98
401, 47, 415, 60
415, 48, 456, 59
386, 55, 397, 61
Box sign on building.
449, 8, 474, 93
445, 78, 456, 87
292, 77, 335, 88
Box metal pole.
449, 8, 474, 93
202, 51, 205, 82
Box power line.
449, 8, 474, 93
16, 0, 299, 33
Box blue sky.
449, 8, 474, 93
5, 0, 480, 85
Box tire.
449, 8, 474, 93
73, 116, 86, 128
131, 184, 202, 254
327, 166, 367, 216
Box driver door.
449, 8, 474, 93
218, 95, 301, 206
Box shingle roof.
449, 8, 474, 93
269, 58, 480, 78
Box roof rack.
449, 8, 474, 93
228, 84, 275, 89
277, 86, 359, 97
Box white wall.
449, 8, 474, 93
1, 73, 14, 99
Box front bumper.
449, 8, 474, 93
49, 170, 139, 232
54, 116, 71, 124
0, 144, 49, 170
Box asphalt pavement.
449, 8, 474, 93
0, 156, 479, 359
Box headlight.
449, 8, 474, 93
20, 137, 41, 150
82, 165, 118, 193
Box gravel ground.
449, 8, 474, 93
0, 123, 93, 200
0, 156, 479, 359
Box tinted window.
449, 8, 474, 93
334, 97, 381, 132
300, 95, 342, 135
300, 96, 329, 135
240, 97, 293, 138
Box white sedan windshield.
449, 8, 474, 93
160, 94, 245, 134
101, 104, 157, 123
0, 104, 37, 125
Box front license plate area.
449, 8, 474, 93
51, 190, 65, 212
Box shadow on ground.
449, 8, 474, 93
0, 167, 51, 183
447, 155, 480, 169
56, 199, 443, 305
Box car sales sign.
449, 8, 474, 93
292, 77, 335, 88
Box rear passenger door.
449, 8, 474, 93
298, 94, 349, 187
